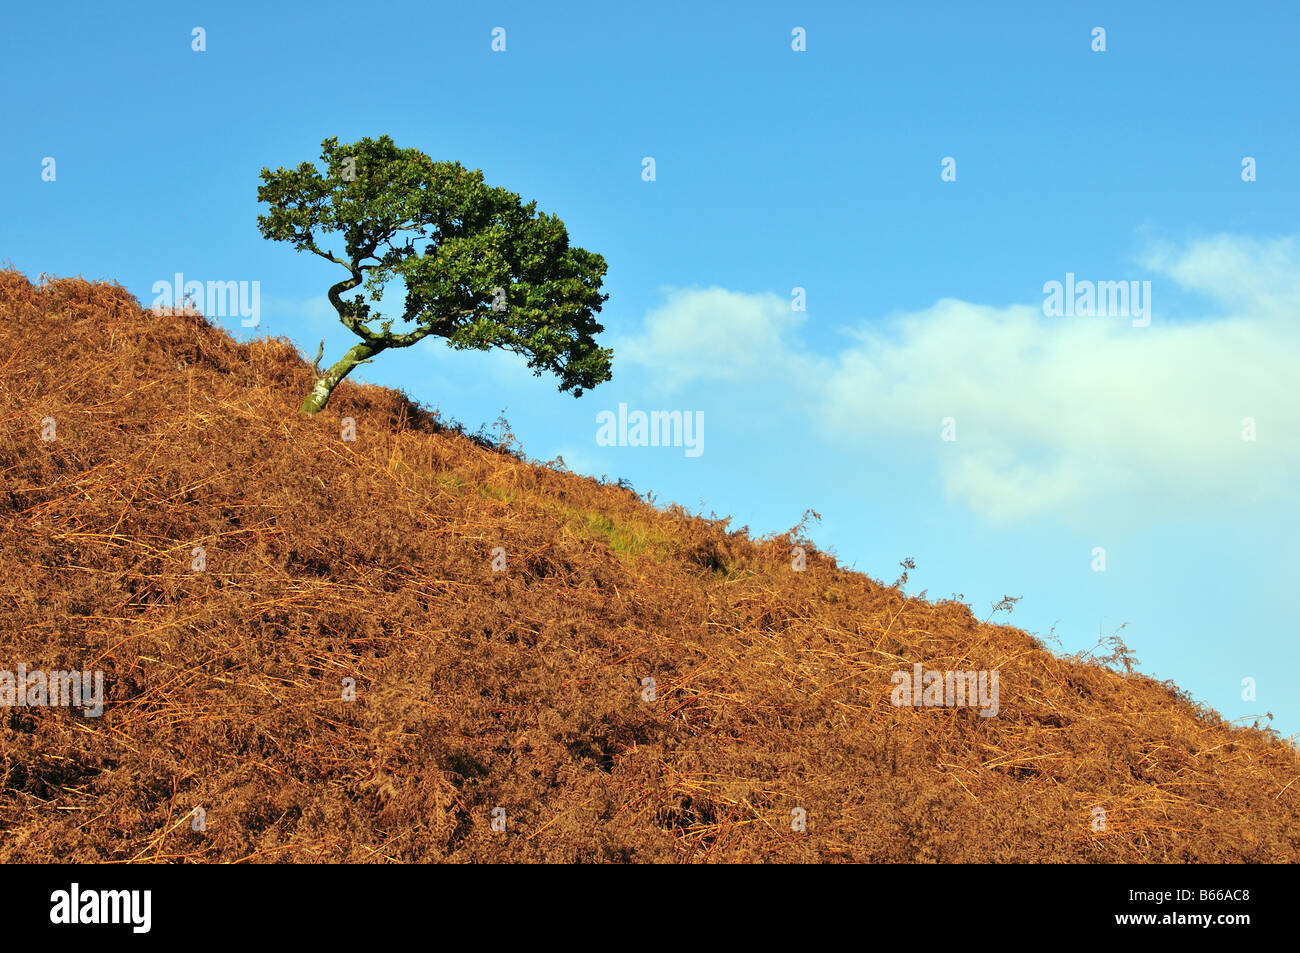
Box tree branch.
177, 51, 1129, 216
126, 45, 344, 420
381, 323, 439, 350
327, 272, 381, 345
306, 245, 353, 271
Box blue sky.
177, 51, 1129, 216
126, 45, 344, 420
3, 1, 1297, 739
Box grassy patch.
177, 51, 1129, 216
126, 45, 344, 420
542, 501, 676, 560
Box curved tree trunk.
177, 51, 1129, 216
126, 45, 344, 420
300, 341, 382, 415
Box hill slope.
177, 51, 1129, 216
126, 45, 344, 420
1, 270, 1296, 862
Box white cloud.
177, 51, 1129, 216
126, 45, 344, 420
616, 286, 807, 391
620, 234, 1300, 522
1140, 234, 1300, 316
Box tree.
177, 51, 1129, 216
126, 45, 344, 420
256, 136, 613, 415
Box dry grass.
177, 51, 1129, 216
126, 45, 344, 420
1, 269, 1297, 863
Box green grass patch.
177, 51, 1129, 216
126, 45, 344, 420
542, 501, 677, 561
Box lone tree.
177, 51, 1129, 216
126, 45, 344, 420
257, 136, 613, 415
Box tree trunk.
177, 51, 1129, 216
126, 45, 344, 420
299, 341, 381, 414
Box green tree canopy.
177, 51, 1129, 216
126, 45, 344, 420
257, 135, 613, 414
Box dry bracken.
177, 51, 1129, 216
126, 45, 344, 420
1, 270, 1296, 863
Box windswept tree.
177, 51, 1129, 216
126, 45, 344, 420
257, 136, 613, 414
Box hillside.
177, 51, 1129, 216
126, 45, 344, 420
1, 269, 1296, 863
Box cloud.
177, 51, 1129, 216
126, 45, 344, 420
615, 286, 808, 391
620, 234, 1300, 522
1140, 234, 1300, 316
